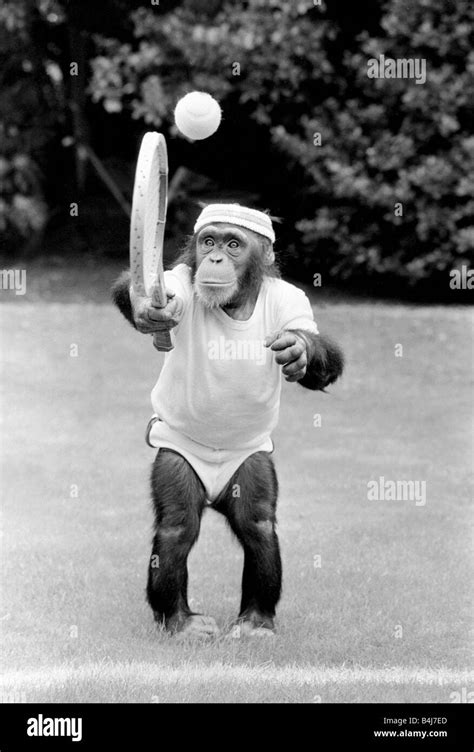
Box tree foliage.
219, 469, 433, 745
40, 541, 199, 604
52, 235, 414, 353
89, 0, 474, 286
0, 1, 65, 250
2, 0, 472, 288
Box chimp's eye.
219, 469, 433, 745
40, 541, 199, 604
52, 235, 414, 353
228, 240, 239, 249
203, 237, 214, 247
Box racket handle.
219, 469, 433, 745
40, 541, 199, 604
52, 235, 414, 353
153, 329, 173, 352
151, 280, 174, 352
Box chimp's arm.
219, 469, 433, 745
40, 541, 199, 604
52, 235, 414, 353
111, 270, 136, 329
289, 329, 344, 391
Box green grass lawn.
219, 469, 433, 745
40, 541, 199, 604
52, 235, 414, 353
0, 288, 472, 703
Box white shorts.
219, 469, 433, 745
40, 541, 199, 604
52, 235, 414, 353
146, 416, 273, 503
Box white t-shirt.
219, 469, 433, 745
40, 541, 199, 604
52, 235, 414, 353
151, 264, 318, 451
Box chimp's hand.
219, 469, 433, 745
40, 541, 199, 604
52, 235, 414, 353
265, 330, 308, 382
131, 286, 183, 334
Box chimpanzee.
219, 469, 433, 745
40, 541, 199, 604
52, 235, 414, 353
113, 204, 344, 638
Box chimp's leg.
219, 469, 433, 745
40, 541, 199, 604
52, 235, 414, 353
214, 451, 281, 635
147, 449, 218, 636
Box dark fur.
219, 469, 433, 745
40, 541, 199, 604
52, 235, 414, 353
214, 451, 281, 624
147, 449, 207, 630
148, 450, 281, 630
111, 271, 136, 329
289, 330, 345, 391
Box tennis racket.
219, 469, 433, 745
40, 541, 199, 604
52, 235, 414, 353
130, 132, 173, 352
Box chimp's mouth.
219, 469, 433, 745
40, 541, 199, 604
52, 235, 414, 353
199, 280, 236, 287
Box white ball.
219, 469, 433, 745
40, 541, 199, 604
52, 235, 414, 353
174, 92, 222, 141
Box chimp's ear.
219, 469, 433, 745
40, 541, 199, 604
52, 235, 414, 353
262, 239, 275, 266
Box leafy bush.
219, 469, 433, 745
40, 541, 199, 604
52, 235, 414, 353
89, 0, 474, 287
281, 0, 474, 285
0, 2, 66, 252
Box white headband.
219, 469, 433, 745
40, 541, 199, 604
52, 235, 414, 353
194, 204, 275, 243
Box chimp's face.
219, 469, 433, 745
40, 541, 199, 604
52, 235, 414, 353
194, 223, 266, 308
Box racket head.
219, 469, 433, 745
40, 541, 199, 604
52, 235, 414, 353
130, 132, 168, 298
